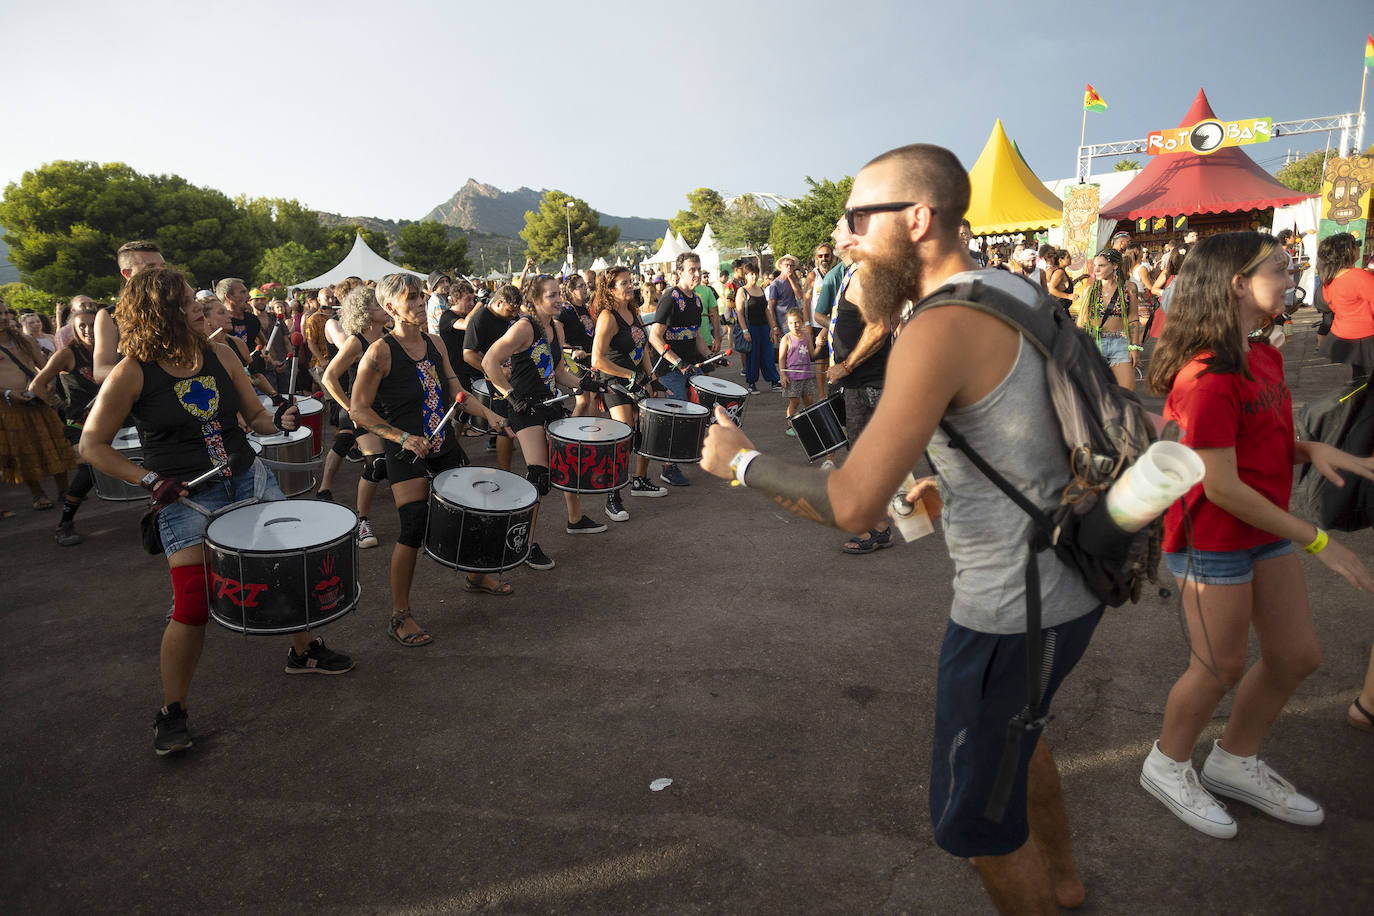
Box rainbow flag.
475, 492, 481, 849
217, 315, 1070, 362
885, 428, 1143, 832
1365, 34, 1373, 67
1084, 84, 1107, 113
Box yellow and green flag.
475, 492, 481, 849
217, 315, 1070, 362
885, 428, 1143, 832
1365, 34, 1373, 67
1084, 83, 1107, 113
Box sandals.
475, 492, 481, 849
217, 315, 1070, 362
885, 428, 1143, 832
0, 509, 15, 520
389, 610, 433, 647
842, 527, 894, 555
465, 576, 515, 597
32, 497, 54, 511
1348, 696, 1374, 733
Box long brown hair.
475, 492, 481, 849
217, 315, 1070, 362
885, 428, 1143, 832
1146, 232, 1279, 395
116, 267, 203, 366
591, 266, 631, 317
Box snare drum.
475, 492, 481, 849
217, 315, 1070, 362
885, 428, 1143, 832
426, 468, 538, 572
688, 375, 750, 427
205, 500, 360, 635
636, 398, 710, 463
789, 395, 848, 461
93, 427, 147, 501
546, 417, 633, 493
248, 427, 315, 496
468, 379, 494, 433
294, 396, 326, 458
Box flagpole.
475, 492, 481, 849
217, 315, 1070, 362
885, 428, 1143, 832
1079, 106, 1088, 183
1358, 62, 1367, 152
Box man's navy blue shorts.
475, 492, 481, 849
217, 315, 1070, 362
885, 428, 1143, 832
929, 606, 1103, 858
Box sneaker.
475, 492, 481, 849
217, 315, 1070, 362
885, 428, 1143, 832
1139, 741, 1237, 838
55, 522, 84, 547
785, 427, 797, 437
154, 702, 192, 756
820, 459, 837, 471
567, 515, 608, 534
285, 637, 354, 675
315, 489, 334, 503
770, 381, 783, 391
356, 517, 378, 549
525, 542, 555, 570
605, 492, 630, 522
1199, 740, 1324, 826
630, 476, 667, 498
659, 464, 690, 487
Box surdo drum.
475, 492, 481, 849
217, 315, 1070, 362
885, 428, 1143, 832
204, 500, 360, 635
546, 417, 633, 493
468, 379, 495, 433
93, 426, 148, 501
425, 468, 538, 573
293, 396, 326, 458
688, 375, 750, 427
635, 398, 710, 464
248, 427, 315, 496
789, 395, 848, 461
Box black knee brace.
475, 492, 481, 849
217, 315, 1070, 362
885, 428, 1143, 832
526, 464, 551, 497
68, 463, 95, 500
361, 453, 387, 483
396, 500, 428, 548
330, 428, 358, 458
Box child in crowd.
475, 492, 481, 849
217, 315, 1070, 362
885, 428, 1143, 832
777, 307, 817, 435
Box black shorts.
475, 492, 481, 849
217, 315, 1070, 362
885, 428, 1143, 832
602, 385, 638, 411
842, 385, 881, 441
382, 437, 465, 484
508, 402, 567, 434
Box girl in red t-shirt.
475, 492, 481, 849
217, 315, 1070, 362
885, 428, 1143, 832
1138, 232, 1374, 840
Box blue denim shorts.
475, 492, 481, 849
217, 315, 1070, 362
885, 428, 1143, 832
1165, 538, 1294, 585
157, 462, 285, 555
1097, 333, 1130, 367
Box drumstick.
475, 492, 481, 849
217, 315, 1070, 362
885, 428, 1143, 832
428, 392, 466, 443
182, 462, 227, 492
541, 391, 575, 408
693, 348, 733, 370
287, 332, 304, 404
262, 323, 280, 355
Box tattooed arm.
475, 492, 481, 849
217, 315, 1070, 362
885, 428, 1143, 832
348, 339, 407, 445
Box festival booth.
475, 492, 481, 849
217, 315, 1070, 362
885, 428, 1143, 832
290, 232, 425, 288
965, 119, 1063, 237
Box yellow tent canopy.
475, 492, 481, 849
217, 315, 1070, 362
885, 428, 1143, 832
965, 119, 1063, 235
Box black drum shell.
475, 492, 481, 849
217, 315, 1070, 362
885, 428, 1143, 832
425, 491, 536, 573
789, 395, 848, 461
635, 399, 710, 463
688, 377, 750, 428
469, 379, 494, 433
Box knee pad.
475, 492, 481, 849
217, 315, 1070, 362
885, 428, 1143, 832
526, 464, 551, 497
68, 463, 95, 500
170, 563, 210, 627
396, 500, 428, 548
330, 429, 357, 458
361, 453, 387, 483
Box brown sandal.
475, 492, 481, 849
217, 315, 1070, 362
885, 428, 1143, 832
464, 576, 514, 596
389, 610, 432, 647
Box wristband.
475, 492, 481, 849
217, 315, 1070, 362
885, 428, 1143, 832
730, 448, 761, 487
1302, 528, 1328, 555
1127, 345, 1144, 352
140, 471, 161, 490
399, 432, 411, 447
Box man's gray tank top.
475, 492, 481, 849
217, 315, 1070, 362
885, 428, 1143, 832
925, 270, 1100, 635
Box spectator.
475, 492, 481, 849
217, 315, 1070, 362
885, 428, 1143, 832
765, 255, 806, 340
1046, 249, 1075, 310
426, 270, 451, 334
1316, 232, 1374, 382
19, 312, 56, 358
0, 299, 77, 509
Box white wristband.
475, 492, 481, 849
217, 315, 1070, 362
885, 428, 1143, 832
731, 448, 761, 487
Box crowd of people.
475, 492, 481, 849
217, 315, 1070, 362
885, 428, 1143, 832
3, 148, 1374, 914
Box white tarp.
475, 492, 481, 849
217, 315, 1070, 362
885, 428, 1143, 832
643, 226, 690, 265
290, 233, 425, 288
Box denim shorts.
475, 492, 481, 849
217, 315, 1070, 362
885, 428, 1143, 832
930, 606, 1103, 858
1165, 539, 1294, 585
157, 461, 285, 556
1097, 333, 1130, 367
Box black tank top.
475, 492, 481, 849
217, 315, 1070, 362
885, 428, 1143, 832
508, 317, 561, 402
59, 343, 100, 420
131, 346, 253, 479
830, 291, 891, 389
375, 334, 450, 447
603, 307, 647, 375
557, 303, 595, 351
743, 290, 768, 326
341, 332, 369, 395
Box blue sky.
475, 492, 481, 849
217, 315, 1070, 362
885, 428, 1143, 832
1, 0, 1368, 223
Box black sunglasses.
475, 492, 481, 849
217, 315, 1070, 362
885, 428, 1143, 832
845, 202, 931, 234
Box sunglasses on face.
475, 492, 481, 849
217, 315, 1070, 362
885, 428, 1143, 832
844, 201, 931, 234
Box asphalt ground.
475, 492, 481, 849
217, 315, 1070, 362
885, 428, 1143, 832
2, 316, 1372, 914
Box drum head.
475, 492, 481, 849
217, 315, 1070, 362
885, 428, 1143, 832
433, 467, 538, 512
296, 396, 324, 415
690, 376, 749, 398
472, 378, 491, 396
546, 417, 633, 442
248, 427, 312, 447
206, 500, 357, 552
641, 397, 709, 418
113, 427, 141, 451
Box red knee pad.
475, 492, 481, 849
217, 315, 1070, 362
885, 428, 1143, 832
170, 563, 210, 626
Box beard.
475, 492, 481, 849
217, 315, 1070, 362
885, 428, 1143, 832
856, 236, 922, 328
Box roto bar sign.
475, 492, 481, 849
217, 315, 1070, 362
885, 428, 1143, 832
1147, 117, 1272, 156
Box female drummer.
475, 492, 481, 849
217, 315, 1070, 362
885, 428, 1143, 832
591, 266, 667, 521
203, 295, 283, 401
485, 274, 608, 562
558, 273, 598, 418
322, 285, 392, 550
81, 267, 353, 757
350, 273, 512, 647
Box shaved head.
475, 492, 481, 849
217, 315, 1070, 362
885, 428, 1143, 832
861, 144, 970, 238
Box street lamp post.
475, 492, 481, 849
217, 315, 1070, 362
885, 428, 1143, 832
564, 199, 576, 271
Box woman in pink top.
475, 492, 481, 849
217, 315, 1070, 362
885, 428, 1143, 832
1317, 232, 1374, 381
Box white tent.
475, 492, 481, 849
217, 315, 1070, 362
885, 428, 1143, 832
589, 256, 610, 271
485, 269, 506, 281
692, 223, 724, 275
643, 226, 690, 265
290, 233, 425, 288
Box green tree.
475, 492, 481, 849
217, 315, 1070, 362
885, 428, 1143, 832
1276, 151, 1327, 195
1114, 159, 1142, 171
715, 194, 776, 265
0, 282, 61, 317
768, 176, 852, 262
520, 191, 619, 265
668, 188, 727, 248
396, 220, 471, 274
254, 242, 332, 286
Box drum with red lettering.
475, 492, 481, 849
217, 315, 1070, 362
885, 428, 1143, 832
204, 500, 360, 635
688, 375, 750, 427
546, 417, 633, 493
789, 394, 848, 461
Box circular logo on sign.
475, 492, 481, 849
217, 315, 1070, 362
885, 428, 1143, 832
1189, 121, 1225, 155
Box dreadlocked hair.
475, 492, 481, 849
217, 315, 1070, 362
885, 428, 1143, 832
116, 267, 204, 366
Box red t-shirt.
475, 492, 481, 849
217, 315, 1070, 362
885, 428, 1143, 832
1162, 343, 1294, 552
1322, 268, 1374, 339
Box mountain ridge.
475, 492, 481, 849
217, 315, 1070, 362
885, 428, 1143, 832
422, 179, 665, 241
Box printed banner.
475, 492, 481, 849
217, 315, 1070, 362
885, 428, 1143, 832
1061, 184, 1101, 266
1174, 215, 1189, 232
1147, 117, 1272, 156
1317, 154, 1374, 244
1152, 217, 1168, 233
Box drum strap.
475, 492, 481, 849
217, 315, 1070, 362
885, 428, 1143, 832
255, 454, 326, 473
180, 461, 277, 518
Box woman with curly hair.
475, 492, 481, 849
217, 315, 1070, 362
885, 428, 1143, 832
1074, 247, 1140, 390
1316, 232, 1374, 382
0, 298, 77, 511
81, 267, 354, 757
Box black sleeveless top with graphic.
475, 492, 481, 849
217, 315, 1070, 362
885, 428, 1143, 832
508, 317, 561, 402
131, 346, 253, 479
375, 334, 450, 448
557, 303, 595, 352
604, 308, 648, 375
59, 342, 100, 421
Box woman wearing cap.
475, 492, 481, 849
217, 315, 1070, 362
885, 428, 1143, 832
1074, 248, 1140, 390
81, 267, 353, 757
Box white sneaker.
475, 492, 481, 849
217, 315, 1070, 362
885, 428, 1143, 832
356, 517, 378, 549
1199, 740, 1324, 827
1139, 741, 1237, 839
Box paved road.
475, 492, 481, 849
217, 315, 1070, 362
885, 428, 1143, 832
2, 321, 1371, 913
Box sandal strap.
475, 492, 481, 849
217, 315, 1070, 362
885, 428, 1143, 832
1355, 696, 1374, 724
